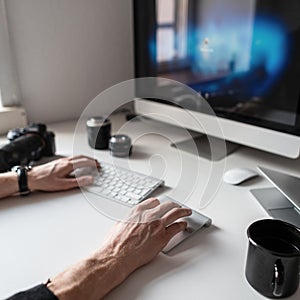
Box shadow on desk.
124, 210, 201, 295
130, 145, 152, 160
166, 225, 219, 256
105, 225, 220, 300
233, 175, 264, 188
0, 189, 81, 212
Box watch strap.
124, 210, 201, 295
12, 166, 32, 196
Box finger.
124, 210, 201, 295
148, 200, 181, 219
71, 158, 99, 171
55, 178, 81, 190
68, 155, 95, 161
69, 156, 100, 168
162, 207, 192, 226
128, 198, 160, 222
59, 176, 93, 190
76, 176, 94, 187
136, 198, 160, 210
165, 221, 188, 239
68, 155, 98, 162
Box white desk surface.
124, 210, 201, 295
0, 113, 299, 300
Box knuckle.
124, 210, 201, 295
149, 219, 163, 229
133, 204, 143, 213
169, 206, 181, 215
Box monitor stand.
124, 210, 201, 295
171, 132, 240, 161
250, 167, 300, 228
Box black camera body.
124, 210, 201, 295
0, 123, 55, 172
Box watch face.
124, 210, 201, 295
11, 165, 20, 172
11, 165, 32, 172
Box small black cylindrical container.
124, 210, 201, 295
86, 116, 111, 150
109, 134, 132, 157
245, 219, 300, 298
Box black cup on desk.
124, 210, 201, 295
245, 219, 300, 298
86, 116, 111, 150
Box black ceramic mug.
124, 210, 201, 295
86, 116, 111, 150
245, 219, 300, 298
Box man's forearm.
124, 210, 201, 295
0, 172, 19, 199
47, 246, 128, 300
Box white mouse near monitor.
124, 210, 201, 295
223, 167, 258, 185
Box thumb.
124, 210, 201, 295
76, 176, 94, 187
166, 221, 187, 240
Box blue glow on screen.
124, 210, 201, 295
250, 15, 289, 94
151, 13, 290, 98
188, 20, 252, 75
149, 39, 157, 65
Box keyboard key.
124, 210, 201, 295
125, 192, 142, 200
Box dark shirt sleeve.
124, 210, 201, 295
5, 284, 59, 300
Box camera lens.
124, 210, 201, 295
86, 116, 111, 150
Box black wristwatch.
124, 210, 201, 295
11, 165, 32, 196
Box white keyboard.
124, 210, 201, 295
82, 162, 164, 206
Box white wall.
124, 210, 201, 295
5, 0, 134, 123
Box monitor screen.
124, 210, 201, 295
134, 0, 300, 136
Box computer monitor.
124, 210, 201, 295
133, 0, 300, 159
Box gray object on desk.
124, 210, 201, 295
250, 167, 300, 228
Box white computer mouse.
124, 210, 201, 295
223, 167, 258, 185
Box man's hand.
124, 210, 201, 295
102, 197, 192, 274
28, 155, 99, 192
48, 198, 192, 300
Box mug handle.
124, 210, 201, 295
272, 260, 284, 297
